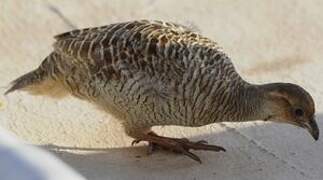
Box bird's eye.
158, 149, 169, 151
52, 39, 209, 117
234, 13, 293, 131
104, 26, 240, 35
295, 108, 304, 117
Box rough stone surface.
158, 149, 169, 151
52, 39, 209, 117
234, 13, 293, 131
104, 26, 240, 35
1, 0, 323, 180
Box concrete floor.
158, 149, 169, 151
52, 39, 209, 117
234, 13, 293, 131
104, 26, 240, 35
1, 0, 323, 180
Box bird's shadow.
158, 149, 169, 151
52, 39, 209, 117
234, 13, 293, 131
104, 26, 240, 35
37, 113, 323, 180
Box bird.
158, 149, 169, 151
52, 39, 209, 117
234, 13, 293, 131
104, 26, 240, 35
5, 20, 319, 163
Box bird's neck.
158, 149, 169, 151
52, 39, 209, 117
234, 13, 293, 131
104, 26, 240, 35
238, 84, 267, 122
220, 83, 267, 123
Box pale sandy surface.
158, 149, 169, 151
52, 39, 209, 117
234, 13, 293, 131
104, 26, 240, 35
1, 1, 323, 180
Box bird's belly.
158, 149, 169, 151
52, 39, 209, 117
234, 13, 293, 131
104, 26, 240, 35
88, 78, 215, 128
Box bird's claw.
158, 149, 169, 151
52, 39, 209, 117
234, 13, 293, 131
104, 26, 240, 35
181, 149, 202, 163
131, 139, 142, 146
132, 134, 225, 163
132, 139, 159, 154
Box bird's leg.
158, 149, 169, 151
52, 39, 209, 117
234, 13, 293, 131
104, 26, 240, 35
132, 131, 226, 163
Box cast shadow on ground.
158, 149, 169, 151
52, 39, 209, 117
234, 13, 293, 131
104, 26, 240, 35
38, 113, 323, 180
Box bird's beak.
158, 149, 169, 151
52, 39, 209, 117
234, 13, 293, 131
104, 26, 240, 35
302, 118, 319, 141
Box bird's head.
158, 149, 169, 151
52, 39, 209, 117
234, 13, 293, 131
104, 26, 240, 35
261, 83, 319, 140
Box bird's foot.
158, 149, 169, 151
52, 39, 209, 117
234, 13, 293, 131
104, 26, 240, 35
131, 132, 226, 163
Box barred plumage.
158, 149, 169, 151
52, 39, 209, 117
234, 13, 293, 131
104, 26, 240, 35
6, 20, 318, 163
50, 20, 247, 127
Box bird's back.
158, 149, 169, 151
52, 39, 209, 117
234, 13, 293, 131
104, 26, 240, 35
53, 20, 222, 83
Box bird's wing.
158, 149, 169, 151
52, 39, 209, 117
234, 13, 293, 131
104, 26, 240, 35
53, 20, 219, 81
53, 20, 213, 59
54, 20, 194, 41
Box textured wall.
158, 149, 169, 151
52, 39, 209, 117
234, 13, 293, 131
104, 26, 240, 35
1, 1, 323, 180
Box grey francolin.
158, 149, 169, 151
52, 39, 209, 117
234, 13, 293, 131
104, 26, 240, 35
5, 20, 319, 163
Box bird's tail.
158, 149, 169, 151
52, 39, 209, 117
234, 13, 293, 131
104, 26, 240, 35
5, 53, 68, 98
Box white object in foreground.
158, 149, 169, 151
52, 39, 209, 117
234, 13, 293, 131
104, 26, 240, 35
0, 128, 86, 180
